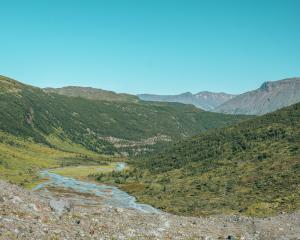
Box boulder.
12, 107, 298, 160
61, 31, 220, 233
49, 199, 73, 215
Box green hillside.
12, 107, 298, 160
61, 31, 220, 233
0, 75, 248, 155
95, 103, 300, 217
0, 75, 249, 185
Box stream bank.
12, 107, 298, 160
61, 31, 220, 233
33, 162, 160, 214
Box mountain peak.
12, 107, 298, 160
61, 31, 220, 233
138, 91, 235, 110
216, 78, 300, 115
260, 81, 273, 92
180, 92, 193, 96
260, 78, 300, 92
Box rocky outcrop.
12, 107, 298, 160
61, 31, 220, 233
215, 78, 300, 115
0, 180, 299, 239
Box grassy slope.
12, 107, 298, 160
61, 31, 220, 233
96, 103, 300, 217
0, 131, 111, 187
50, 163, 123, 179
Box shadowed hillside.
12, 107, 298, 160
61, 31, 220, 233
0, 75, 249, 155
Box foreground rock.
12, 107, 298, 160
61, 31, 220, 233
0, 180, 299, 240
49, 199, 73, 215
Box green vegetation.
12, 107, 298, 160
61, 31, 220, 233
0, 131, 110, 187
50, 163, 123, 179
6, 77, 300, 216
0, 75, 248, 188
94, 103, 300, 217
5, 75, 298, 218
0, 75, 249, 156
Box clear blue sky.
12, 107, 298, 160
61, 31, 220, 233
1, 0, 299, 94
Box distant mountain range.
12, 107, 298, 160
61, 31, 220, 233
138, 92, 236, 110
215, 78, 300, 115
139, 78, 300, 115
45, 87, 236, 111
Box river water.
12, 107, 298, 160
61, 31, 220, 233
33, 163, 160, 214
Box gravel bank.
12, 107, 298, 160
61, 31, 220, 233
0, 180, 299, 240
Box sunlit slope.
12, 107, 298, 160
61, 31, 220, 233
0, 131, 110, 187
103, 103, 300, 217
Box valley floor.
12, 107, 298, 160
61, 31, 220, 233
0, 180, 299, 240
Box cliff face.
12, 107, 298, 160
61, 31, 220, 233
215, 78, 300, 115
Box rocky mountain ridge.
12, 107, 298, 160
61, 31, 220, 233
42, 77, 300, 115
138, 91, 236, 110
215, 78, 300, 115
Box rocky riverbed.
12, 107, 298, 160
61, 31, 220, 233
34, 169, 160, 214
0, 180, 299, 240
